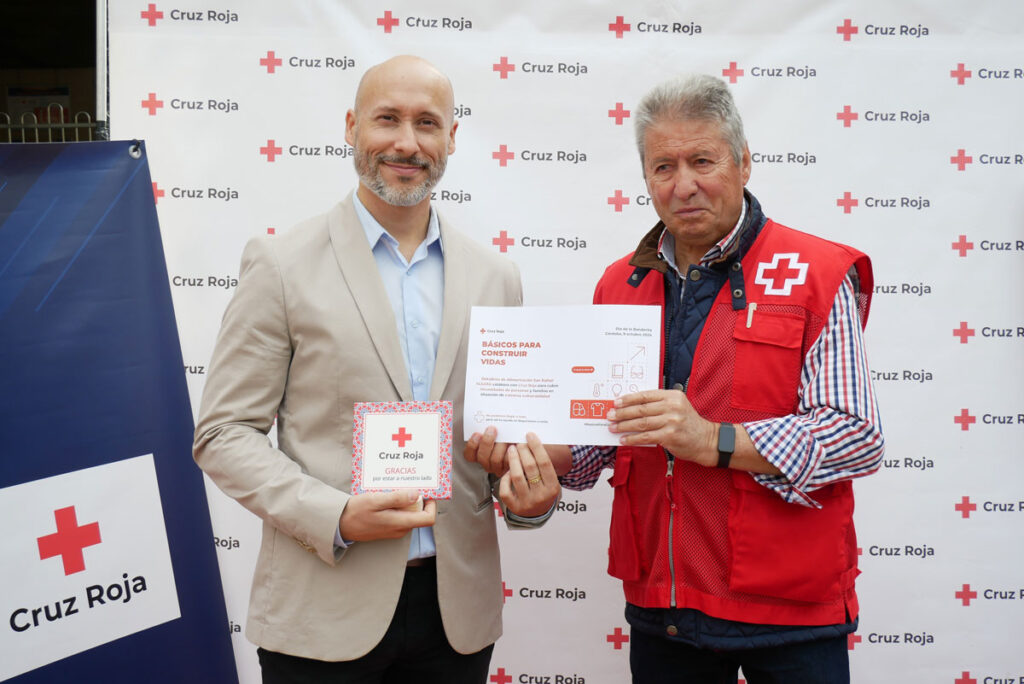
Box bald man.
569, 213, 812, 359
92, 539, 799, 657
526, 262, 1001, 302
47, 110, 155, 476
194, 55, 560, 684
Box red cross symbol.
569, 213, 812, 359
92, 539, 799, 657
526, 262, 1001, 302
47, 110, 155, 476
951, 234, 974, 257
502, 581, 513, 604
490, 668, 512, 684
836, 192, 858, 214
392, 427, 412, 447
37, 506, 102, 576
267, 227, 276, 235
954, 408, 976, 431
377, 11, 399, 33
608, 16, 631, 38
950, 148, 973, 171
141, 3, 164, 26
608, 102, 630, 125
493, 57, 515, 79
141, 92, 164, 116
607, 627, 629, 650
492, 230, 514, 253
755, 253, 808, 296
953, 321, 975, 344
261, 50, 283, 74
836, 105, 858, 127
955, 496, 977, 519
261, 139, 283, 162
722, 61, 744, 83
847, 633, 862, 651
956, 672, 977, 684
492, 144, 514, 167
955, 583, 977, 606
608, 190, 630, 212
152, 182, 165, 205
836, 19, 858, 41
950, 63, 972, 85
493, 501, 504, 518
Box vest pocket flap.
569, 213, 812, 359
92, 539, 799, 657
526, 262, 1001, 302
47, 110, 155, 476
733, 310, 804, 348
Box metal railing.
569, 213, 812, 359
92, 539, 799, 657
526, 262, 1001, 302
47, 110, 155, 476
0, 103, 103, 143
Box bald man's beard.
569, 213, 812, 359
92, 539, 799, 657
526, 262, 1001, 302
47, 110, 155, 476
353, 148, 446, 207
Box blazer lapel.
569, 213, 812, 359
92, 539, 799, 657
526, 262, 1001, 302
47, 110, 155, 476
430, 214, 468, 401
328, 194, 413, 401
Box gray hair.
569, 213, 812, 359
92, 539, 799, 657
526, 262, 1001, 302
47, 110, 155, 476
634, 74, 747, 171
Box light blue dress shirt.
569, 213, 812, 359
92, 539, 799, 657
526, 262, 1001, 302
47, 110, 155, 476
346, 192, 444, 560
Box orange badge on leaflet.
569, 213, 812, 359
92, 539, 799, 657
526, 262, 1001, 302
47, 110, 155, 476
351, 401, 453, 499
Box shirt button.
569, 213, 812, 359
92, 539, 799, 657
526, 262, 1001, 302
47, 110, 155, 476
666, 625, 678, 636
411, 320, 420, 328
416, 377, 424, 384
689, 270, 701, 282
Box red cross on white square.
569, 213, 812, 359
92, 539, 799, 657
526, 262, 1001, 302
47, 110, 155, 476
955, 583, 977, 606
502, 581, 513, 603
608, 102, 630, 125
152, 182, 165, 205
377, 11, 399, 33
492, 145, 514, 167
836, 192, 858, 213
836, 105, 858, 127
755, 253, 809, 296
607, 627, 629, 649
141, 92, 163, 116
392, 427, 412, 447
490, 667, 512, 684
836, 19, 858, 41
847, 633, 862, 650
261, 139, 283, 162
953, 322, 975, 344
950, 63, 972, 85
722, 61, 744, 83
37, 506, 102, 575
955, 672, 977, 684
608, 16, 631, 38
954, 496, 977, 519
953, 408, 976, 431
493, 57, 515, 79
950, 149, 973, 171
141, 3, 163, 26
951, 235, 974, 257
492, 230, 514, 253
607, 190, 630, 212
261, 50, 283, 74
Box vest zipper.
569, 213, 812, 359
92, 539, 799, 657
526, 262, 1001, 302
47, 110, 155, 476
665, 451, 677, 608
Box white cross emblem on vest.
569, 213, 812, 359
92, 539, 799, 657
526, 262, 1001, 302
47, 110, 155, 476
754, 253, 809, 296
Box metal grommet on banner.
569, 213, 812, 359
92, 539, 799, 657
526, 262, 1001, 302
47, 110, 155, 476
128, 140, 143, 159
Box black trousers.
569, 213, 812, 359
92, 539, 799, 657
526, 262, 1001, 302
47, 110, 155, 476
258, 559, 494, 684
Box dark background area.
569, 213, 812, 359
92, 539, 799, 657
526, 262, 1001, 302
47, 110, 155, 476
0, 0, 99, 137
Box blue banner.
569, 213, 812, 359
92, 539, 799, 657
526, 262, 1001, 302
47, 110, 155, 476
0, 141, 237, 683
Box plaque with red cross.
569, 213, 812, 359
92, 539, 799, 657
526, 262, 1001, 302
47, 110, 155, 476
351, 401, 453, 499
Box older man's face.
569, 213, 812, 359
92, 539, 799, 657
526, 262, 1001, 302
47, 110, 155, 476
643, 118, 750, 260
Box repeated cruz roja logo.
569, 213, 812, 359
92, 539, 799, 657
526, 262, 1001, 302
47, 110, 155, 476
37, 506, 101, 575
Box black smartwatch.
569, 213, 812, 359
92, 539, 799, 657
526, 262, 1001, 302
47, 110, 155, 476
717, 422, 736, 469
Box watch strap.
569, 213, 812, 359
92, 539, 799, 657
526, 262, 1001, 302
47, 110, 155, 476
717, 422, 735, 469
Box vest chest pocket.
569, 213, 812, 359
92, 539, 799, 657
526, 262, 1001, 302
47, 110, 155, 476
731, 310, 805, 414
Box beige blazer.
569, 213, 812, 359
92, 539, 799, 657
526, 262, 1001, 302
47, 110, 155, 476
194, 193, 523, 660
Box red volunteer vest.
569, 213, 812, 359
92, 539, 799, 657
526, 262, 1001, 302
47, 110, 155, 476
595, 220, 873, 626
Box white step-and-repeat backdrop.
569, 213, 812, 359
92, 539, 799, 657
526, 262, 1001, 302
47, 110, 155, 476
110, 2, 1024, 682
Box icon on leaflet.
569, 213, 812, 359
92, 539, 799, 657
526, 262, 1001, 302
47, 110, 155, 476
572, 401, 587, 417
593, 383, 602, 397
630, 345, 647, 361
611, 363, 625, 379
590, 402, 607, 418
630, 365, 644, 379
612, 383, 622, 396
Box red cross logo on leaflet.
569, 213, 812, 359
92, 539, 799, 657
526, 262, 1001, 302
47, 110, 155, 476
754, 253, 809, 296
392, 427, 412, 447
37, 506, 102, 575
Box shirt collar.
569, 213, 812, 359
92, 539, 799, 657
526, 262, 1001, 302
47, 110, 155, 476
352, 190, 443, 255
657, 198, 747, 275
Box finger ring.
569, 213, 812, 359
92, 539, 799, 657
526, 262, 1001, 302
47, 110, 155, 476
527, 475, 542, 485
